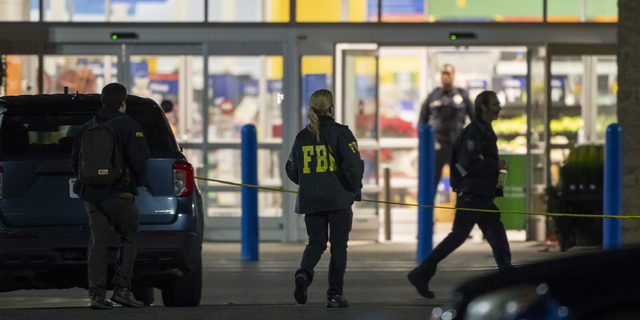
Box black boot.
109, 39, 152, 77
407, 271, 435, 299
90, 296, 114, 310
111, 287, 144, 308
326, 294, 349, 308
294, 273, 308, 305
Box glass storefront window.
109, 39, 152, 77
549, 56, 583, 158
345, 55, 377, 139
380, 147, 418, 180
207, 149, 281, 186
297, 0, 378, 22
360, 149, 378, 185
595, 56, 617, 141
548, 54, 616, 185
258, 149, 282, 186
207, 148, 282, 217
43, 55, 117, 94
207, 56, 283, 142
0, 0, 38, 21
208, 148, 241, 185
44, 0, 205, 22
380, 0, 424, 22
206, 191, 282, 217
208, 0, 289, 22
301, 56, 333, 128
379, 54, 421, 138
9, 0, 617, 23
548, 0, 618, 22
3, 55, 39, 96
381, 0, 543, 22
129, 55, 203, 143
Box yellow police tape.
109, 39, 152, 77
195, 176, 640, 219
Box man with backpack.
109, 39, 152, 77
71, 83, 150, 310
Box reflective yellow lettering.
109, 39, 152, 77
302, 146, 314, 174
329, 154, 336, 172
316, 146, 328, 173
349, 141, 358, 153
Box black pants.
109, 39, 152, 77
413, 193, 512, 281
435, 142, 453, 192
296, 208, 353, 297
86, 196, 140, 298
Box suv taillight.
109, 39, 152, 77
173, 161, 194, 197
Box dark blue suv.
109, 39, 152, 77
0, 94, 204, 307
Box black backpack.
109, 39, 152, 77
78, 118, 124, 186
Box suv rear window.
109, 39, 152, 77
0, 111, 176, 157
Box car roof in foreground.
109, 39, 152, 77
0, 94, 159, 113
455, 246, 640, 300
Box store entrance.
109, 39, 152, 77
335, 44, 533, 242
543, 44, 617, 250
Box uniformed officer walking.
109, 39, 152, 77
286, 89, 364, 308
408, 90, 512, 298
419, 64, 474, 190
71, 83, 150, 309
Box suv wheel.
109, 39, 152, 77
132, 283, 155, 306
161, 259, 202, 307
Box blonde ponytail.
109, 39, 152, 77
306, 89, 334, 143
307, 107, 321, 143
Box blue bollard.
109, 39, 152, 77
417, 124, 435, 262
603, 124, 622, 250
241, 124, 259, 261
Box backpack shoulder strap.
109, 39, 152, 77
106, 116, 125, 124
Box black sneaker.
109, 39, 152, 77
407, 271, 435, 299
111, 287, 144, 308
294, 273, 308, 304
326, 294, 349, 308
90, 296, 114, 310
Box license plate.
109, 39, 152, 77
69, 178, 79, 198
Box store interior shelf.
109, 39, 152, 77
495, 133, 526, 139
379, 138, 418, 149
549, 144, 572, 150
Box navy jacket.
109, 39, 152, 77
71, 109, 150, 202
450, 118, 503, 198
286, 116, 364, 214
419, 87, 474, 144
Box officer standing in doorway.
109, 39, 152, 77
419, 64, 474, 190
408, 90, 512, 299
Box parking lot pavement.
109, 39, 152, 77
0, 240, 590, 320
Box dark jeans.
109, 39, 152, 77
435, 142, 453, 192
86, 196, 140, 298
296, 208, 353, 296
413, 193, 512, 282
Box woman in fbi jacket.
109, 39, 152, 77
286, 89, 364, 308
